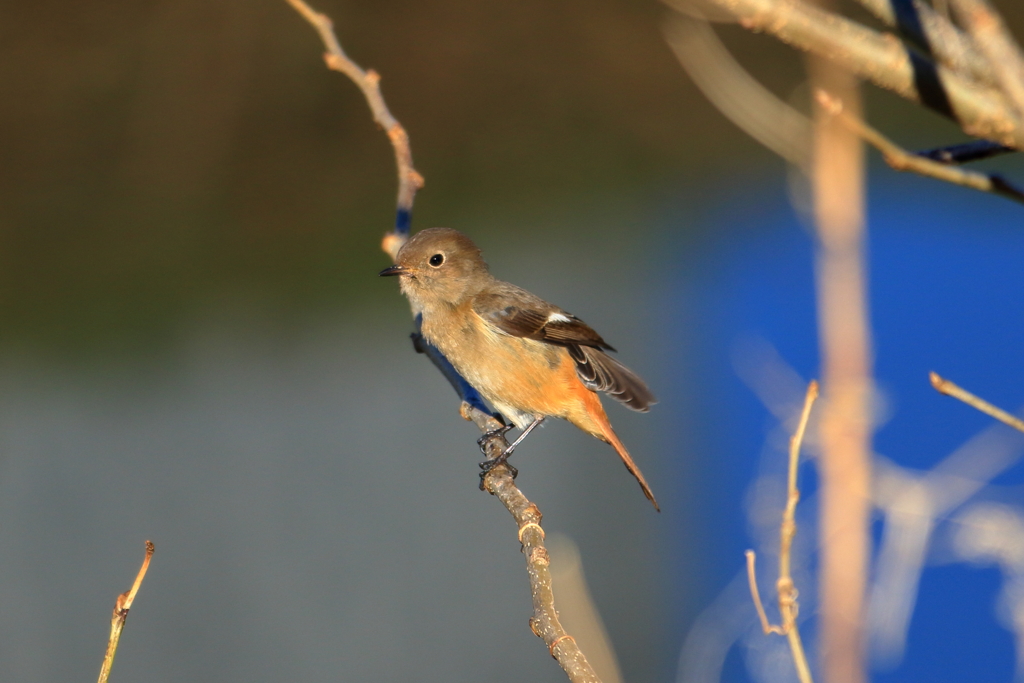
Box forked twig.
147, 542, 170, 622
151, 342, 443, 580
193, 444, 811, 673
283, 0, 423, 259
746, 380, 819, 683
930, 372, 1024, 434
463, 402, 602, 683
817, 91, 1024, 205
693, 0, 1024, 148
97, 541, 155, 683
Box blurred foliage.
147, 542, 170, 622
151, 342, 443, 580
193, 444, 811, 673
0, 0, 1021, 355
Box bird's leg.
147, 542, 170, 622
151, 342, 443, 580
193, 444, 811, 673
479, 417, 545, 484
504, 417, 545, 457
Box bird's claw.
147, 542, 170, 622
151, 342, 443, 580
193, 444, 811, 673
476, 423, 516, 489
479, 449, 519, 489
476, 424, 513, 454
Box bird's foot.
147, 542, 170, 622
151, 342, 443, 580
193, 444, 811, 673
477, 423, 516, 489
476, 423, 513, 455
479, 447, 518, 488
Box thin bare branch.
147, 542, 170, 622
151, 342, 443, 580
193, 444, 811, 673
817, 90, 1024, 204
700, 0, 1024, 148
745, 380, 819, 683
97, 541, 155, 683
931, 372, 1024, 434
746, 550, 785, 635
950, 0, 1024, 121
780, 380, 818, 588
463, 402, 602, 683
284, 8, 604, 680
664, 11, 811, 167
283, 0, 423, 259
849, 0, 994, 87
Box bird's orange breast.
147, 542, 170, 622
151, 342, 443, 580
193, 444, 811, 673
421, 301, 598, 426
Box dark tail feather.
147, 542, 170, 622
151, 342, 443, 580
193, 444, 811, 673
571, 346, 657, 412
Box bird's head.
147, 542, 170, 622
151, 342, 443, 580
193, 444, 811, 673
379, 227, 491, 310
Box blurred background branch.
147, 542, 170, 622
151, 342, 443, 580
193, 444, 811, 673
951, 0, 1024, 120
932, 373, 1024, 434
664, 13, 811, 168
806, 48, 872, 683
665, 2, 1024, 679
816, 90, 1024, 204
745, 380, 818, 683
664, 0, 1024, 197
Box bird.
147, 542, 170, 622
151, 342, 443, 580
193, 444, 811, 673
380, 227, 659, 510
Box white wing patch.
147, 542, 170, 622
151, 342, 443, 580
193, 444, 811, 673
546, 312, 572, 323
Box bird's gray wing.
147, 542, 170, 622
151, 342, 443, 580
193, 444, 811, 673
473, 284, 656, 412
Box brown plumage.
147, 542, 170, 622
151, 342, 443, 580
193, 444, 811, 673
381, 227, 659, 510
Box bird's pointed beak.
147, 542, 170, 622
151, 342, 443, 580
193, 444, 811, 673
378, 264, 408, 277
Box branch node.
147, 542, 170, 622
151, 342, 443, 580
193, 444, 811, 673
529, 617, 543, 638
528, 546, 551, 567
815, 89, 843, 116
549, 635, 577, 658
518, 522, 546, 543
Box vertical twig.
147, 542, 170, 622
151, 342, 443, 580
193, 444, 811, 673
280, 6, 604, 681
97, 541, 155, 683
746, 381, 819, 683
808, 51, 872, 683
283, 0, 424, 259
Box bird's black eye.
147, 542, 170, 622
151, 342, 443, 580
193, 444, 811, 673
429, 253, 445, 267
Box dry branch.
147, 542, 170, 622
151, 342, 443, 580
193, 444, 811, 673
664, 12, 811, 167
951, 0, 1024, 121
817, 90, 1024, 204
283, 9, 605, 680
746, 381, 819, 683
463, 402, 602, 683
283, 0, 423, 259
931, 372, 1024, 434
693, 0, 1024, 148
849, 0, 993, 87
97, 541, 155, 683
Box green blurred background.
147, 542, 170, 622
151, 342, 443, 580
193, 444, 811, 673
1, 1, 1023, 682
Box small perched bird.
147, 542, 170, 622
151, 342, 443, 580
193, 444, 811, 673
380, 227, 659, 510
